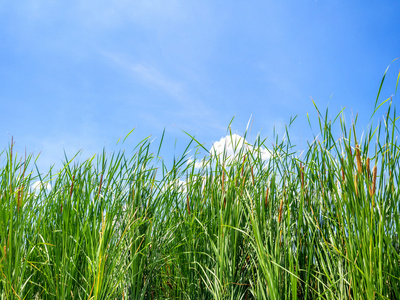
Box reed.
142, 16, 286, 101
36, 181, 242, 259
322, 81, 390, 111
0, 67, 399, 299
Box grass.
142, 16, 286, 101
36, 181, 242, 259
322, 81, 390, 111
1, 68, 400, 299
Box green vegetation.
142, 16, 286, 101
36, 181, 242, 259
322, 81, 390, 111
1, 70, 400, 299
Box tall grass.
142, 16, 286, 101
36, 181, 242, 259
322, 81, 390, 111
0, 68, 399, 299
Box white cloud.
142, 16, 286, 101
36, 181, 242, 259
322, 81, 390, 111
210, 134, 270, 160
188, 134, 270, 168
31, 180, 51, 193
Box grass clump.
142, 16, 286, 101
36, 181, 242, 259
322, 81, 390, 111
0, 69, 400, 299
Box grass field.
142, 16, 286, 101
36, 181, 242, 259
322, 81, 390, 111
1, 70, 400, 299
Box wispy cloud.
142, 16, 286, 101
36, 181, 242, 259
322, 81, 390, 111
102, 51, 226, 135
105, 53, 185, 101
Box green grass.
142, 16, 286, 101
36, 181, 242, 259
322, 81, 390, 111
1, 68, 400, 299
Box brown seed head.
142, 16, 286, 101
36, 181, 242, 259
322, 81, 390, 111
187, 195, 191, 215
356, 144, 362, 174
341, 158, 345, 182
354, 175, 359, 197
265, 187, 269, 208
17, 186, 23, 212
371, 165, 377, 198
278, 199, 284, 223
222, 170, 225, 192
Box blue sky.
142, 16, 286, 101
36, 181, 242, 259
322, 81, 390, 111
1, 1, 399, 172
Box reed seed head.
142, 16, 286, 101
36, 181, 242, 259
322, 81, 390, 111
187, 195, 191, 215
370, 165, 377, 199
222, 170, 225, 192
278, 199, 283, 223
356, 144, 362, 174
354, 175, 358, 197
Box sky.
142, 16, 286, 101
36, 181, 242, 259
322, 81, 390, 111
1, 1, 399, 172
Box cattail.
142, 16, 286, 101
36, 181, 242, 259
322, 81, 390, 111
278, 199, 284, 223
17, 186, 23, 212
370, 165, 377, 200
264, 187, 269, 209
300, 162, 305, 190
390, 170, 395, 194
341, 158, 345, 182
222, 169, 225, 193
356, 144, 362, 174
251, 166, 255, 185
354, 175, 358, 197
187, 195, 191, 215
366, 157, 371, 180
